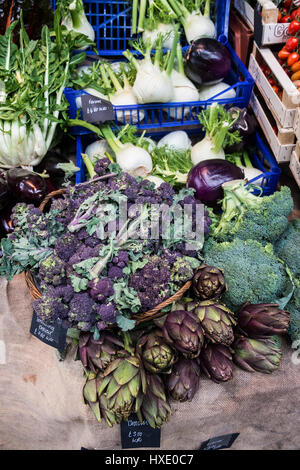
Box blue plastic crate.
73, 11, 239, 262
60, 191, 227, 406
64, 36, 254, 134
75, 131, 281, 196
51, 0, 230, 56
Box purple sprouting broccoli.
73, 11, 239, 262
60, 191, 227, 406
107, 266, 123, 280
95, 302, 117, 323
89, 277, 114, 302
111, 251, 129, 269
94, 157, 112, 176
54, 233, 81, 262
54, 284, 75, 303
38, 254, 66, 286
68, 292, 97, 324
33, 294, 68, 323
162, 250, 183, 265
76, 228, 100, 248
68, 245, 100, 267
129, 255, 171, 311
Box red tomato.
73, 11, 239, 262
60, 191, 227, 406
287, 52, 300, 66
289, 19, 300, 34
285, 37, 299, 51
280, 14, 292, 23
291, 8, 300, 20
278, 48, 291, 59
268, 77, 276, 86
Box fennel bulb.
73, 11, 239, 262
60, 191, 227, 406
191, 135, 225, 165
102, 64, 144, 124
184, 11, 216, 43
158, 131, 191, 152
124, 29, 179, 104
101, 126, 152, 177
0, 120, 47, 167
166, 45, 199, 118
192, 105, 243, 165
243, 167, 264, 182
198, 82, 236, 102
144, 175, 165, 187
60, 0, 95, 49
142, 23, 177, 49
133, 60, 174, 104
85, 140, 113, 165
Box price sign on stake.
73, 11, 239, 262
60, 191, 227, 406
81, 94, 114, 124
30, 311, 67, 351
121, 414, 161, 449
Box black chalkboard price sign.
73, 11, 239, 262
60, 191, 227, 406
200, 433, 239, 450
121, 414, 161, 449
30, 311, 67, 351
81, 94, 114, 124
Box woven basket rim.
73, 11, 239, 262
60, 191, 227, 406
25, 190, 192, 325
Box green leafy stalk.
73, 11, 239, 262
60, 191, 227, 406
138, 0, 148, 32
82, 153, 97, 178
132, 0, 139, 34
166, 26, 179, 76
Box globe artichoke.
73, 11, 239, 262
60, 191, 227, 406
189, 300, 237, 346
233, 335, 282, 374
137, 374, 171, 429
83, 371, 120, 426
238, 302, 290, 338
97, 354, 147, 421
163, 310, 204, 358
78, 331, 124, 373
201, 343, 233, 383
137, 330, 177, 374
192, 264, 227, 301
165, 358, 200, 402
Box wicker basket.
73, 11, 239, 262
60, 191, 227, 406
25, 189, 192, 325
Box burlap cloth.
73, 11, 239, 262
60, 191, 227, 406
0, 274, 299, 450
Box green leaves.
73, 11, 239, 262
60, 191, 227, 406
71, 276, 89, 292
116, 315, 136, 332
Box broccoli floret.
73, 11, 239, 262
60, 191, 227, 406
95, 302, 117, 323
68, 292, 96, 324
54, 233, 81, 262
33, 294, 68, 323
38, 254, 66, 286
275, 219, 300, 277
129, 255, 171, 311
170, 257, 194, 284
203, 238, 290, 311
89, 277, 114, 302
212, 183, 293, 244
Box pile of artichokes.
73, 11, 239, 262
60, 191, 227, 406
78, 264, 290, 429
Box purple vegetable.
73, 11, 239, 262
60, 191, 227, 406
187, 159, 244, 206
185, 38, 231, 86
226, 108, 258, 153
7, 168, 47, 205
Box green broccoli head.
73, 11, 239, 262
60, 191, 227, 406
213, 185, 293, 244
275, 219, 300, 278
203, 237, 290, 311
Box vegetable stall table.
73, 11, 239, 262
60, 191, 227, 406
0, 273, 299, 450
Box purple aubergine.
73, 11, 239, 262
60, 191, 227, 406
226, 108, 258, 153
187, 159, 244, 206
0, 177, 8, 210
7, 168, 47, 204
184, 38, 231, 86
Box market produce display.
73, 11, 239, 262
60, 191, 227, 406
0, 0, 299, 438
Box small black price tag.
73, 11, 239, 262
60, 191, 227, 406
121, 414, 161, 449
200, 433, 239, 451
30, 311, 67, 351
81, 94, 114, 124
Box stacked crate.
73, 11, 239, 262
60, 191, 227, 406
248, 43, 299, 164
